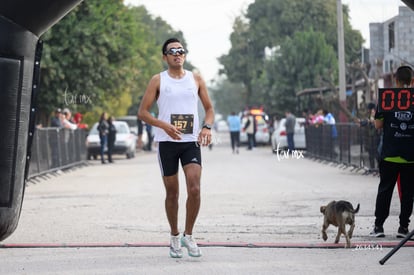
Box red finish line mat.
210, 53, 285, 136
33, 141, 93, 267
1, 241, 413, 249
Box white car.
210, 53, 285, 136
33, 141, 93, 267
116, 115, 148, 145
271, 117, 306, 151
215, 120, 229, 132
240, 115, 271, 145
86, 121, 137, 160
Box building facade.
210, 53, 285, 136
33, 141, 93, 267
369, 6, 414, 84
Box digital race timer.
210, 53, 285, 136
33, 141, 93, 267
378, 88, 414, 112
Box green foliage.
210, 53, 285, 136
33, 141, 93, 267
39, 0, 136, 118
37, 0, 193, 126
210, 78, 248, 116
216, 0, 363, 116
267, 30, 338, 112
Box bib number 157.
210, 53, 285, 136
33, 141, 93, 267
171, 114, 194, 134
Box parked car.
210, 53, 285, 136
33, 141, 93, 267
117, 115, 148, 145
86, 121, 137, 160
215, 119, 229, 132
271, 117, 306, 152
240, 114, 271, 145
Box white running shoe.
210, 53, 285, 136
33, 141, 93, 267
181, 234, 202, 257
169, 234, 183, 258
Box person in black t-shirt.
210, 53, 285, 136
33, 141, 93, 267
107, 116, 117, 163
370, 65, 414, 239
97, 112, 109, 164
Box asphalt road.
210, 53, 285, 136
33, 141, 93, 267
1, 132, 412, 274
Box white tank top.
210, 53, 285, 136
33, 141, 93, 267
154, 70, 199, 142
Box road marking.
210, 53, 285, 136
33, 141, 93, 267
1, 241, 412, 249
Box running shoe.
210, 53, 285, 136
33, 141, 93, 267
369, 225, 385, 238
169, 234, 183, 258
397, 226, 409, 238
181, 234, 202, 257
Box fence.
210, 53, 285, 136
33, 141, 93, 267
28, 128, 87, 178
28, 124, 379, 177
305, 123, 381, 173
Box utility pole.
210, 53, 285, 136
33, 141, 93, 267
337, 0, 347, 122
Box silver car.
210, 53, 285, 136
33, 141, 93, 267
86, 121, 137, 160
117, 115, 148, 145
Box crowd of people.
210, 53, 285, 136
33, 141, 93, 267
50, 107, 88, 130
300, 108, 337, 130
48, 107, 88, 168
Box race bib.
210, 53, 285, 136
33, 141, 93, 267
171, 114, 194, 134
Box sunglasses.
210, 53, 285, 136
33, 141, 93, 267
164, 48, 186, 56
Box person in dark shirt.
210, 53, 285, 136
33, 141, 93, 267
284, 110, 296, 152
50, 108, 63, 128
107, 116, 117, 163
97, 112, 109, 164
50, 108, 63, 168
370, 65, 414, 238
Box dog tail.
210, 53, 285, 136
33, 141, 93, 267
353, 203, 360, 214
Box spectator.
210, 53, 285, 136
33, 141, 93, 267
323, 109, 337, 159
243, 114, 255, 150
301, 109, 314, 128
358, 103, 381, 170
62, 108, 77, 130
50, 108, 63, 128
144, 121, 153, 151
312, 109, 324, 125
284, 110, 296, 152
61, 108, 77, 163
50, 108, 63, 168
137, 118, 144, 150
227, 111, 241, 154
97, 112, 109, 164
272, 115, 280, 133
73, 112, 88, 129
107, 116, 116, 163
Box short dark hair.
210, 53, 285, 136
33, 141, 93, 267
367, 102, 376, 110
162, 38, 181, 55
395, 65, 413, 86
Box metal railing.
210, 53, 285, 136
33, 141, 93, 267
28, 128, 87, 178
305, 123, 381, 173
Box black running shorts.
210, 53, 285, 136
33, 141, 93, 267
158, 141, 202, 176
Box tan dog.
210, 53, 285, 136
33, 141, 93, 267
320, 200, 360, 248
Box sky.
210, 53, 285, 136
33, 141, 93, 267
124, 0, 406, 83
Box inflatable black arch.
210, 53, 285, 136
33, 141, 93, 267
0, 0, 83, 241
404, 0, 414, 10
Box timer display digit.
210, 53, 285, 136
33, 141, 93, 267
378, 88, 414, 112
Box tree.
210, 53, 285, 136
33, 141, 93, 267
38, 0, 143, 125
126, 6, 195, 115
266, 30, 338, 112
37, 0, 194, 126
217, 0, 363, 115
218, 16, 262, 106
210, 77, 247, 116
